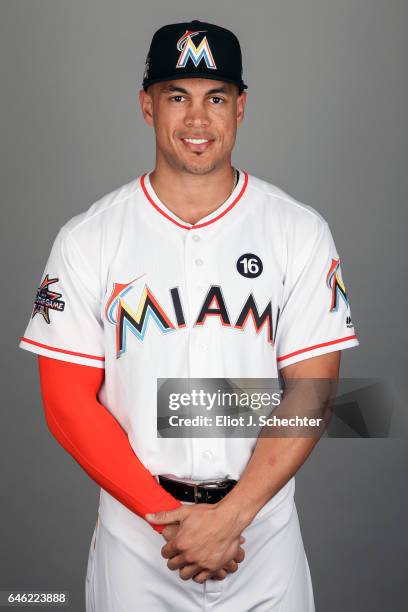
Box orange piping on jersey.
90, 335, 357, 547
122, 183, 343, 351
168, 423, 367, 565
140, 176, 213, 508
20, 337, 105, 362
277, 335, 358, 362
140, 171, 249, 230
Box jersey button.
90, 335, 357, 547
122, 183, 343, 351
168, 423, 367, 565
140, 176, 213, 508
192, 234, 201, 242
195, 258, 204, 267
202, 450, 213, 461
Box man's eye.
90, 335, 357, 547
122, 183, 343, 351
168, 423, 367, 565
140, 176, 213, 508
210, 96, 224, 104
171, 95, 185, 102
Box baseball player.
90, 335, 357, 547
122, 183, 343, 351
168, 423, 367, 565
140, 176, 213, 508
19, 20, 359, 612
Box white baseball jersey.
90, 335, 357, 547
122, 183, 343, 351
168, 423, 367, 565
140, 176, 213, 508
19, 169, 359, 537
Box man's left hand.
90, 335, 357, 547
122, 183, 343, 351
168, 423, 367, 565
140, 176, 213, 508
145, 503, 247, 583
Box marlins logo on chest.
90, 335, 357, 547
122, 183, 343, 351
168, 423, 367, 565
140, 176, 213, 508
105, 276, 275, 358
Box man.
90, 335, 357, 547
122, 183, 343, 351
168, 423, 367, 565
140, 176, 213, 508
19, 19, 359, 611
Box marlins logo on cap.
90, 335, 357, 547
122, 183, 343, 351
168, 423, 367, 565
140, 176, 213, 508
142, 20, 248, 92
176, 30, 217, 70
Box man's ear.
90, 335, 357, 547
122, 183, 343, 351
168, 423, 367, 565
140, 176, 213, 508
236, 91, 247, 126
139, 88, 154, 127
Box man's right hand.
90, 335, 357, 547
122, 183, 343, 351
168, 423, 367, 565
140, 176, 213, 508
161, 524, 245, 581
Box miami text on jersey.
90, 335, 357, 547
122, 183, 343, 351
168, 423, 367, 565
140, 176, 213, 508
105, 279, 274, 358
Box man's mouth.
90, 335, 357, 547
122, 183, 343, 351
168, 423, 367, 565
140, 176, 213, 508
180, 137, 214, 152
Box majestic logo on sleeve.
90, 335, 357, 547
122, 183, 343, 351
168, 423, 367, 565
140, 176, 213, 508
326, 258, 348, 311
32, 274, 65, 324
176, 30, 217, 69
105, 278, 275, 358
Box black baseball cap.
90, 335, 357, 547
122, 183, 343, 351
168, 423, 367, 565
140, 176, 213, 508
142, 20, 248, 93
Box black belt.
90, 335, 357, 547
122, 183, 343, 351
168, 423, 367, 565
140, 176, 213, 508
158, 475, 237, 504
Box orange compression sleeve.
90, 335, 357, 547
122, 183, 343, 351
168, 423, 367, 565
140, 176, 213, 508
37, 355, 181, 533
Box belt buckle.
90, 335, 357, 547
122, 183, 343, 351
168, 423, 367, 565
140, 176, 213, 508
194, 479, 231, 503
193, 483, 202, 502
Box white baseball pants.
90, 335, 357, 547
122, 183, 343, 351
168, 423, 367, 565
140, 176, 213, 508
85, 491, 315, 611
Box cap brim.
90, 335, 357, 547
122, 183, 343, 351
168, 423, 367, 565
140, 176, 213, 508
142, 72, 248, 92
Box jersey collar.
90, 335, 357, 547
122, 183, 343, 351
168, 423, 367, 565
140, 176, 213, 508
140, 169, 248, 230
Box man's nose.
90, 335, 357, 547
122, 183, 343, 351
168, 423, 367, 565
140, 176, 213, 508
184, 101, 210, 128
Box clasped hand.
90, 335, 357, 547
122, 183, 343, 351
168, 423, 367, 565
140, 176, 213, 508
145, 503, 246, 584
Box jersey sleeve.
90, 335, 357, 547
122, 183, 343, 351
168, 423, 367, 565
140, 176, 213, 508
19, 227, 105, 368
275, 218, 359, 369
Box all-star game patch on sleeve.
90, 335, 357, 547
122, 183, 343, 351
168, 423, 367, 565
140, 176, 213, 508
19, 227, 105, 367
275, 218, 359, 369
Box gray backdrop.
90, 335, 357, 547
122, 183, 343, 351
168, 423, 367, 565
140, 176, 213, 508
1, 0, 407, 610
